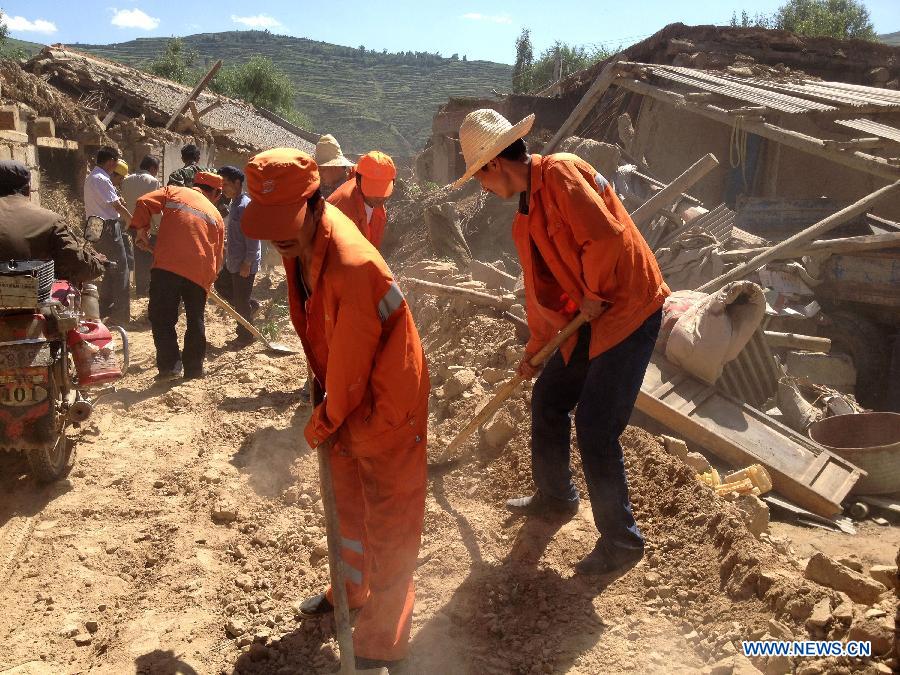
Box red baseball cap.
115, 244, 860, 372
356, 151, 396, 198
242, 148, 320, 240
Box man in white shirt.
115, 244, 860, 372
121, 155, 161, 297
83, 146, 132, 324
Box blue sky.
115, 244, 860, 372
1, 1, 897, 64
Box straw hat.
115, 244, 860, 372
450, 109, 535, 190
315, 134, 354, 168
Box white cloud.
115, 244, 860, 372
110, 8, 160, 30
231, 14, 281, 29
461, 12, 512, 24
2, 15, 58, 34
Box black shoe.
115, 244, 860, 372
574, 541, 644, 576
505, 491, 579, 519
296, 592, 333, 618
356, 656, 407, 674
183, 370, 204, 381
155, 360, 183, 381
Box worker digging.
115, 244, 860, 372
0, 17, 898, 675
240, 148, 430, 673
449, 109, 670, 577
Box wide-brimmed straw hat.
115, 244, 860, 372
315, 134, 354, 168
450, 109, 535, 190
242, 148, 320, 241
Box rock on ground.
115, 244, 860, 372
804, 552, 886, 604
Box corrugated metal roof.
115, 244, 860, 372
835, 118, 900, 143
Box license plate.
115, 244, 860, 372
0, 370, 49, 407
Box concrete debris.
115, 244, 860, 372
734, 494, 770, 538
846, 616, 894, 655
481, 413, 517, 450
867, 565, 897, 591
683, 452, 711, 474
803, 552, 887, 604
804, 598, 831, 630
442, 368, 477, 399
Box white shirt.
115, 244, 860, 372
83, 166, 119, 219
364, 202, 375, 224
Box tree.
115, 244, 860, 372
775, 0, 876, 40
214, 56, 294, 111
731, 10, 774, 28
512, 28, 534, 93
148, 38, 198, 84
731, 0, 876, 40
528, 41, 611, 93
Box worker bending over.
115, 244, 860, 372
452, 110, 669, 576
241, 148, 428, 672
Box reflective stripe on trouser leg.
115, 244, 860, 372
351, 431, 427, 661
324, 446, 370, 609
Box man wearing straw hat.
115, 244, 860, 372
314, 134, 355, 198
451, 109, 669, 576
240, 148, 429, 671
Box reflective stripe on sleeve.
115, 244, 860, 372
594, 172, 610, 192
377, 282, 404, 322
164, 200, 218, 228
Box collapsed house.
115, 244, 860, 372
0, 45, 316, 219
400, 24, 900, 524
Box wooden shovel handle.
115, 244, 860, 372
438, 313, 590, 463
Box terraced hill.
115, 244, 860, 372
76, 30, 513, 156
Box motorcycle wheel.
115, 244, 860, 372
25, 368, 72, 482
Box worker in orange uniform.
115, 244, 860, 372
327, 150, 396, 249
240, 149, 428, 672
451, 110, 670, 577
132, 172, 225, 381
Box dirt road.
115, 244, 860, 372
0, 283, 894, 674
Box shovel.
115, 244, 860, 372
207, 288, 299, 355
436, 312, 591, 465
309, 374, 357, 674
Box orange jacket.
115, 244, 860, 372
326, 177, 387, 249
285, 203, 429, 453
515, 153, 669, 362
132, 186, 225, 291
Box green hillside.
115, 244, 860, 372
879, 31, 900, 46
2, 37, 45, 57
76, 30, 512, 156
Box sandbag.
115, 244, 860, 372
665, 281, 766, 384
655, 231, 725, 291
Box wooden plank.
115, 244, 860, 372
543, 60, 621, 154
613, 76, 900, 182
764, 331, 831, 352
196, 99, 223, 118
164, 59, 222, 130
631, 153, 720, 230
697, 180, 900, 293
720, 232, 900, 262
100, 100, 123, 128
637, 356, 864, 517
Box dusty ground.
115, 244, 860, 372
0, 272, 895, 675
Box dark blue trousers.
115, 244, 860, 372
530, 309, 661, 552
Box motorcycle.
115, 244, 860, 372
0, 249, 129, 482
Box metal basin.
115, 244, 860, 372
808, 412, 900, 495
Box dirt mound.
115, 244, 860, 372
0, 268, 890, 674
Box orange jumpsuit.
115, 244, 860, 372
132, 185, 224, 291
515, 153, 669, 362
286, 203, 428, 661
326, 176, 388, 249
